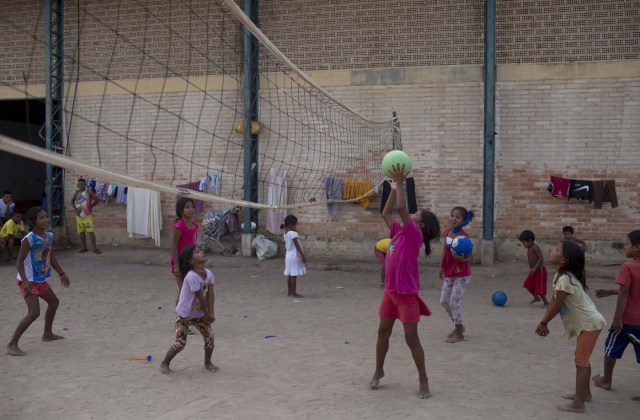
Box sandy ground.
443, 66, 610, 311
0, 247, 637, 420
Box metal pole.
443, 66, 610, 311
242, 0, 259, 236
44, 0, 64, 225
44, 1, 54, 219
482, 0, 496, 261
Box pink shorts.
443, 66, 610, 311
17, 281, 51, 299
378, 290, 431, 324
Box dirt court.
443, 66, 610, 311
1, 247, 637, 419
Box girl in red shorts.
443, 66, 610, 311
7, 206, 70, 356
369, 164, 440, 399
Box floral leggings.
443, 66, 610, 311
440, 276, 471, 325
172, 316, 214, 352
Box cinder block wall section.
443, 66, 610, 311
0, 0, 638, 264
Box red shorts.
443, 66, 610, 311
17, 281, 51, 299
378, 290, 431, 324
523, 267, 548, 295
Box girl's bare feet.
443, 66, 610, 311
591, 374, 611, 390
292, 294, 303, 298
557, 401, 585, 413
160, 362, 172, 374
418, 379, 431, 399
6, 343, 26, 356
631, 395, 640, 401
204, 362, 219, 372
563, 393, 591, 402
529, 296, 541, 305
369, 370, 384, 389
42, 333, 64, 341
445, 333, 464, 343
447, 325, 465, 338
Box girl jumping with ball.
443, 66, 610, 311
439, 206, 475, 343
370, 164, 441, 399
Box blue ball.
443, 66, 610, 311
492, 291, 508, 307
451, 236, 473, 257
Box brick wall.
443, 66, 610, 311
496, 78, 640, 241
1, 0, 639, 262
3, 1, 638, 86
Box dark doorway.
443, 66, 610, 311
0, 99, 47, 210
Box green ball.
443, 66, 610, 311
381, 150, 412, 179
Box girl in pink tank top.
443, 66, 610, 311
370, 164, 441, 399
171, 198, 199, 291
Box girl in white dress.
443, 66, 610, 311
281, 215, 307, 297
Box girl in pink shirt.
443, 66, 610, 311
439, 206, 475, 343
171, 198, 199, 291
370, 164, 440, 399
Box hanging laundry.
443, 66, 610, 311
379, 178, 418, 214
226, 212, 240, 232
176, 181, 205, 214
127, 187, 162, 247
593, 180, 618, 209
343, 179, 374, 209
116, 185, 127, 204
94, 182, 109, 202
107, 184, 117, 197
199, 174, 221, 195
548, 176, 571, 198
568, 180, 593, 202
323, 177, 343, 217
266, 168, 287, 234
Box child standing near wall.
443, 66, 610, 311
281, 215, 306, 297
563, 226, 586, 249
519, 230, 548, 306
171, 198, 199, 292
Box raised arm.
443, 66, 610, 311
390, 164, 409, 226
381, 186, 396, 230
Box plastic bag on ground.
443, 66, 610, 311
251, 234, 278, 260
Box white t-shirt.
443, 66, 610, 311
175, 269, 215, 318
553, 272, 606, 338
